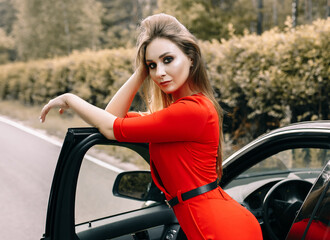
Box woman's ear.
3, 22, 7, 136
190, 58, 194, 67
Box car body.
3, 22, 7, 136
41, 121, 330, 240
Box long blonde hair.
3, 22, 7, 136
136, 13, 224, 179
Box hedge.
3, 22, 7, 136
0, 18, 329, 142
0, 48, 135, 108
201, 18, 329, 141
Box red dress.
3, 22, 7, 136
287, 218, 329, 240
114, 94, 262, 239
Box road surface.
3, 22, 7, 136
0, 117, 142, 239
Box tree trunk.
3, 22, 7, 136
292, 0, 299, 27
304, 0, 312, 22
273, 0, 278, 26
257, 0, 263, 35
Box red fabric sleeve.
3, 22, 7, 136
125, 112, 142, 118
113, 97, 209, 143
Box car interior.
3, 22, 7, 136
74, 144, 329, 240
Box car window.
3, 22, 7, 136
240, 148, 329, 178
286, 160, 330, 240
224, 148, 330, 190
75, 145, 150, 225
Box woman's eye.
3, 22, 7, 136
148, 63, 156, 69
164, 56, 173, 64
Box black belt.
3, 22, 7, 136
165, 180, 218, 208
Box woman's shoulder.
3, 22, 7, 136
175, 93, 213, 107
173, 93, 216, 114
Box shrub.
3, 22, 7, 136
200, 18, 330, 142
0, 18, 328, 143
0, 48, 135, 108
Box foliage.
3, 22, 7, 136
0, 28, 14, 63
0, 48, 135, 108
98, 0, 157, 49
158, 0, 329, 40
0, 0, 329, 61
200, 18, 330, 142
0, 0, 16, 34
12, 0, 103, 60
157, 0, 231, 40
0, 19, 328, 143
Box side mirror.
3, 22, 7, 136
113, 171, 165, 202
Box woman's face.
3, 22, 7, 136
145, 38, 193, 101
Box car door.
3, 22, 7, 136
41, 128, 183, 240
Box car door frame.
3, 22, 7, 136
41, 128, 152, 240
220, 125, 330, 188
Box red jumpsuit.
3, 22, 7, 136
114, 94, 262, 239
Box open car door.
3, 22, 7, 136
41, 128, 185, 240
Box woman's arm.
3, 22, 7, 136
40, 93, 116, 140
105, 66, 147, 117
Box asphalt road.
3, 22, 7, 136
0, 117, 142, 239
0, 118, 59, 239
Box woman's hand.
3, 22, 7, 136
39, 93, 70, 123
104, 65, 148, 117
39, 93, 117, 140
136, 64, 149, 81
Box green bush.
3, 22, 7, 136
201, 18, 330, 142
0, 48, 135, 108
0, 19, 328, 143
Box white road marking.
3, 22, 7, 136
0, 115, 123, 173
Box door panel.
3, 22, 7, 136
76, 205, 178, 240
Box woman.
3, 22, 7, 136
40, 13, 262, 239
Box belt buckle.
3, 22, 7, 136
165, 200, 172, 209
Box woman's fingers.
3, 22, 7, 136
39, 104, 50, 123
137, 64, 148, 80
39, 94, 69, 123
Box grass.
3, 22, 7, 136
0, 100, 89, 139
0, 100, 148, 170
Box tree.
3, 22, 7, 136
98, 0, 158, 49
157, 0, 233, 40
158, 0, 328, 40
0, 0, 16, 34
304, 0, 312, 22
0, 28, 15, 63
292, 0, 299, 27
12, 0, 103, 60
257, 0, 263, 34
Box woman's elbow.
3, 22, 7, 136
97, 113, 117, 140
99, 126, 116, 140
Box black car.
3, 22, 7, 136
41, 121, 330, 240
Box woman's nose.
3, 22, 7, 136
156, 64, 166, 78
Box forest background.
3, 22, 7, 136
0, 0, 329, 154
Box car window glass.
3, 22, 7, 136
224, 148, 330, 190
75, 145, 150, 225
240, 148, 330, 177
286, 161, 330, 240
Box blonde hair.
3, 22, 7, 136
136, 13, 224, 179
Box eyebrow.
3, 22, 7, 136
146, 52, 171, 62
